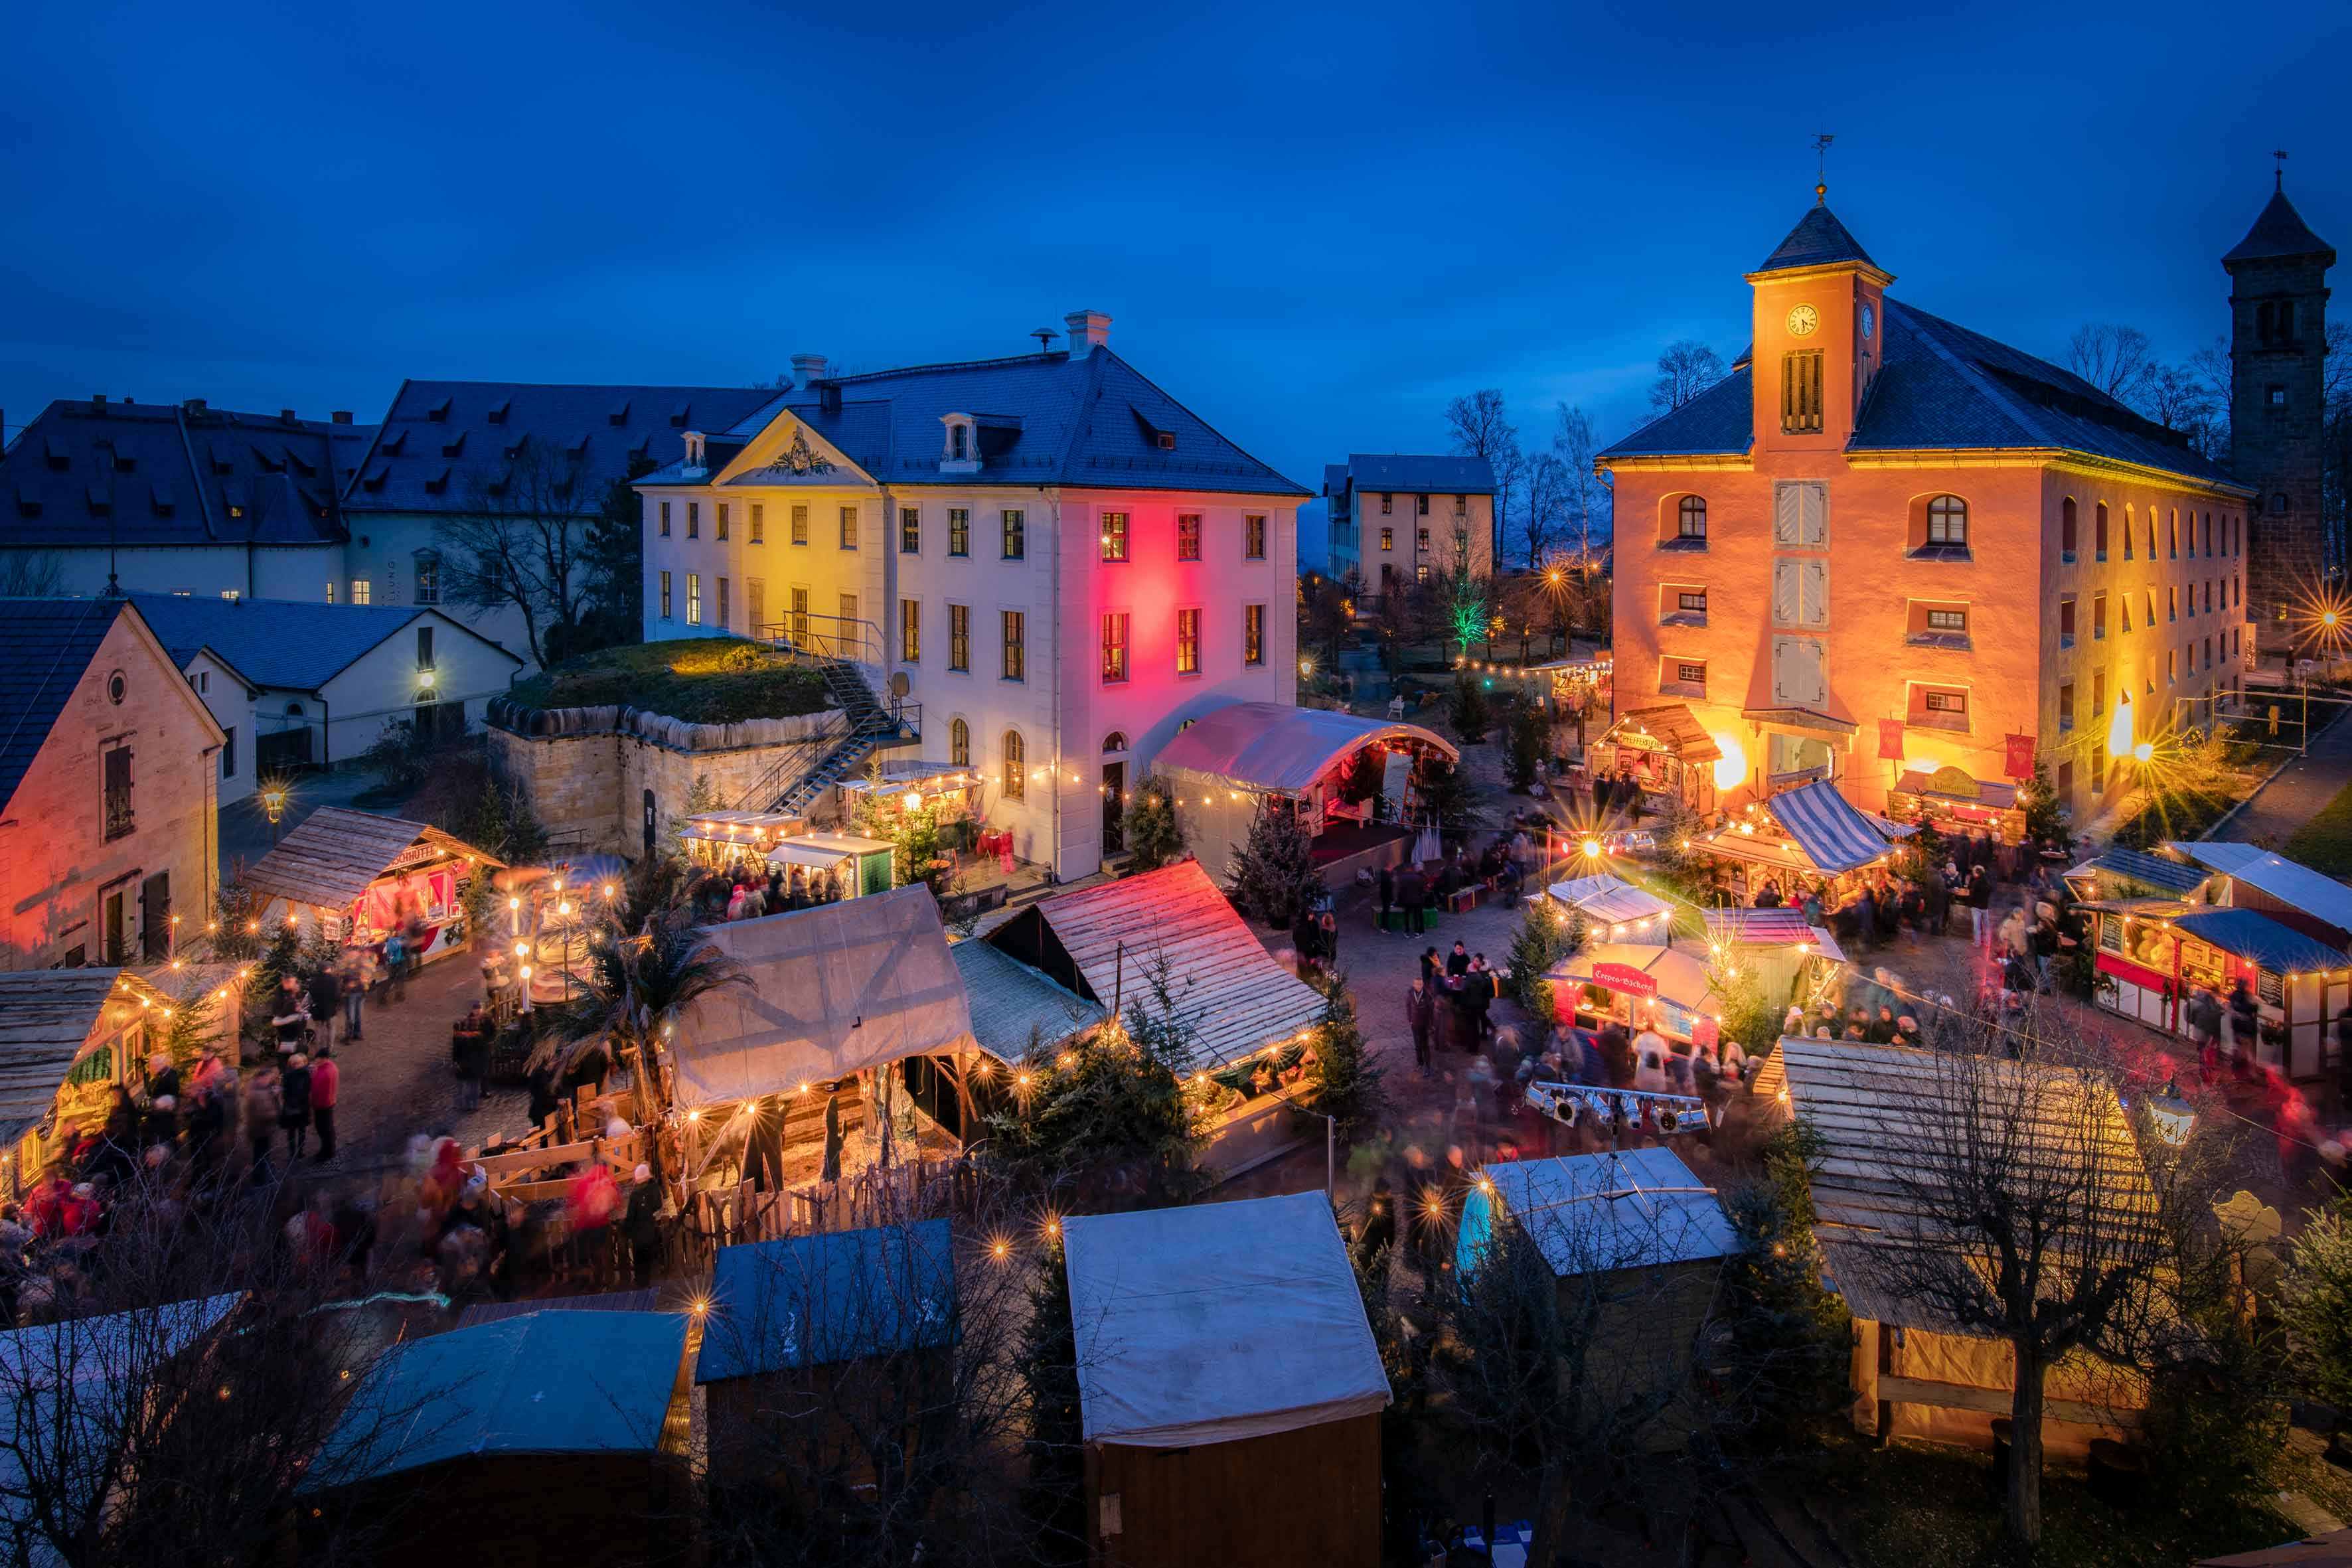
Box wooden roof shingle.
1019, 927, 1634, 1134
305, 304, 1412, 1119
0, 970, 119, 1146
241, 807, 502, 910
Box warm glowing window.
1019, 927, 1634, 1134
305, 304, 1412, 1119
1244, 514, 1267, 560
949, 718, 970, 767
900, 508, 920, 554
900, 599, 919, 663
1176, 608, 1202, 675
1002, 731, 1026, 800
686, 573, 702, 626
1101, 613, 1129, 683
948, 604, 969, 672
1379, 527, 1393, 551
1001, 610, 1025, 682
659, 571, 671, 619
947, 508, 969, 557
1178, 513, 1202, 561
1244, 603, 1265, 666
1100, 512, 1129, 562
1002, 509, 1024, 560
716, 576, 730, 629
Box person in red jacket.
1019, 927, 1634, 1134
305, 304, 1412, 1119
309, 1046, 340, 1162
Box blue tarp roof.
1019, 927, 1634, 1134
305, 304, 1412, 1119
1461, 1148, 1737, 1279
309, 1310, 687, 1486
697, 1219, 956, 1382
2172, 908, 2347, 977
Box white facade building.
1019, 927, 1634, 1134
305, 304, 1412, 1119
636, 313, 1310, 881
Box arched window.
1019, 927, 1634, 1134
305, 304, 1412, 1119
1926, 495, 1968, 545
1102, 731, 1129, 755
1002, 730, 1026, 801
949, 717, 970, 768
285, 702, 305, 718
1676, 496, 1707, 540
2122, 505, 2135, 560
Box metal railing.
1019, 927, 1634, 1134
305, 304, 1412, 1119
753, 612, 882, 670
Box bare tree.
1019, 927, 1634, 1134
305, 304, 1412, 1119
0, 551, 66, 597
2188, 335, 2236, 462
2067, 323, 2159, 406
1648, 341, 1724, 414
1844, 1010, 2181, 1549
435, 438, 603, 666
1443, 389, 1520, 562
1551, 403, 1614, 560
1518, 452, 1570, 569
0, 1182, 442, 1567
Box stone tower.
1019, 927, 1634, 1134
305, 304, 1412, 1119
2224, 176, 2335, 650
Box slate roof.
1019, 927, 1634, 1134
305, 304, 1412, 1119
1756, 203, 1879, 274
1332, 453, 1497, 495
345, 380, 773, 516
1600, 284, 2240, 491
0, 398, 372, 548
644, 348, 1307, 497
2223, 189, 2336, 266
0, 597, 127, 815
123, 593, 519, 692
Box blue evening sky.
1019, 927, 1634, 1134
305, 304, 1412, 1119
4, 0, 2346, 524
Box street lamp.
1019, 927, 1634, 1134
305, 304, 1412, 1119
259, 780, 289, 844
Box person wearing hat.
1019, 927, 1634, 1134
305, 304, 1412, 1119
279, 1053, 314, 1160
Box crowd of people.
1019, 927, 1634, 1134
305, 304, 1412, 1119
698, 857, 851, 924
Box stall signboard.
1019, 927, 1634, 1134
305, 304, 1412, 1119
1689, 1016, 1719, 1052
1591, 961, 1658, 996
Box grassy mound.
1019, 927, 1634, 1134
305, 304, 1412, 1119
506, 638, 832, 724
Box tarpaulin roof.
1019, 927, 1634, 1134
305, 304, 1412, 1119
678, 886, 978, 1106
1546, 943, 1719, 1014
1470, 1148, 1738, 1277
1547, 874, 1673, 927
1063, 1191, 1389, 1448
2172, 908, 2347, 977
312, 1310, 688, 1486
1152, 700, 1456, 795
1602, 704, 1720, 762
698, 1219, 956, 1381
242, 807, 501, 910
1764, 779, 1897, 875
1013, 861, 1325, 1069
2169, 841, 2352, 938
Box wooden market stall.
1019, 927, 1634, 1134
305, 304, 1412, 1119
2086, 901, 2348, 1077
765, 832, 898, 902
1545, 872, 1677, 947
1063, 1192, 1390, 1568
1595, 703, 1720, 815
1757, 1036, 2153, 1457
1544, 943, 1721, 1047
1456, 1148, 1737, 1446
239, 806, 501, 965
984, 861, 1331, 1180
696, 1218, 957, 1494
1686, 777, 1913, 905
677, 809, 806, 871
301, 1308, 694, 1568
1885, 765, 2025, 844
1701, 906, 1847, 1013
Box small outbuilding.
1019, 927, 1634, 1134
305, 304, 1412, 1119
1062, 1190, 1390, 1568
238, 805, 501, 961
304, 1308, 694, 1568
695, 1219, 957, 1492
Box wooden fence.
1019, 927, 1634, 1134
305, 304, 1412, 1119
680, 1155, 980, 1261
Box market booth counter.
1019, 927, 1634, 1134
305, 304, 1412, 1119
238, 807, 502, 965
1545, 943, 1721, 1047
1687, 777, 1914, 905
1701, 907, 1847, 1013
765, 832, 897, 901
2087, 902, 2349, 1077
1064, 1192, 1390, 1568
1886, 765, 2024, 844
301, 1308, 695, 1568
1595, 703, 1721, 815
677, 809, 806, 870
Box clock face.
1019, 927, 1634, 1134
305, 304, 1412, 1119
1786, 303, 1820, 337
1861, 302, 1875, 341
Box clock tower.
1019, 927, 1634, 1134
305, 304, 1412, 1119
1747, 193, 1891, 455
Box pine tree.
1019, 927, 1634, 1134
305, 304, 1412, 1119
1505, 905, 1568, 1016
1016, 1237, 1085, 1565
2018, 757, 2066, 844
1504, 698, 1546, 791
1449, 673, 1492, 745
1413, 753, 1479, 839
1225, 801, 1320, 927
1300, 974, 1385, 1144
665, 773, 726, 863
1121, 772, 1186, 872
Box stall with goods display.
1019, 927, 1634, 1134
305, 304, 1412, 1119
676, 809, 806, 871
1543, 943, 1721, 1046
1685, 778, 1914, 905
2086, 901, 2350, 1077
1701, 906, 1847, 1012
239, 807, 501, 967
1595, 703, 1720, 815
1884, 765, 2025, 844
1545, 873, 1676, 947
764, 832, 897, 903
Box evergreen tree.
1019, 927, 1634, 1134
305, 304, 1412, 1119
1505, 904, 1569, 1016
1504, 698, 1547, 791
1714, 1121, 1853, 1423
1120, 772, 1186, 872
578, 456, 659, 652
1449, 673, 1492, 745
2017, 757, 2066, 844
1299, 974, 1385, 1144
1225, 801, 1320, 927
1016, 1237, 1085, 1566
665, 773, 726, 863
1413, 753, 1479, 839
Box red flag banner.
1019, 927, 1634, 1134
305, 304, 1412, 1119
1877, 718, 1905, 761
2004, 733, 2037, 780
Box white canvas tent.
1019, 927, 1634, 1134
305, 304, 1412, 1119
675, 886, 978, 1107
1062, 1190, 1389, 1448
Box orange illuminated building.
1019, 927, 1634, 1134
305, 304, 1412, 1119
1599, 192, 2255, 830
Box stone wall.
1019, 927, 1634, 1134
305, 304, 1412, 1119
488, 704, 847, 858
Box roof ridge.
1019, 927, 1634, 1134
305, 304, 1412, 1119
828, 351, 1072, 384
1880, 301, 2064, 449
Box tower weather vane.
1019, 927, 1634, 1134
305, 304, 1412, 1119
2275, 148, 2290, 191
1812, 131, 1835, 203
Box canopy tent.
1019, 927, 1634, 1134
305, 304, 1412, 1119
1547, 873, 1674, 930
1063, 1190, 1389, 1448
697, 1219, 955, 1382
986, 861, 1326, 1071
1765, 778, 1911, 874
2169, 840, 2352, 941
949, 938, 1105, 1062
240, 807, 500, 912
1601, 704, 1721, 763
1152, 700, 1456, 797
309, 1310, 689, 1487
1458, 1148, 1737, 1280
676, 886, 978, 1107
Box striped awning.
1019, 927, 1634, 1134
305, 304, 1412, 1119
1764, 779, 1893, 876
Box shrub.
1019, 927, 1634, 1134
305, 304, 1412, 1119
1298, 975, 1385, 1144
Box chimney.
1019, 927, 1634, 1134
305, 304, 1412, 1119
92, 394, 108, 410
280, 409, 298, 422
331, 410, 353, 424
183, 398, 207, 416
791, 353, 829, 390
1063, 310, 1111, 358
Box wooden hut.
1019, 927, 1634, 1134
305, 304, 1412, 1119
1701, 905, 1847, 1012
1456, 1148, 1737, 1447
1756, 1036, 2154, 1458
1062, 1191, 1390, 1568
694, 1218, 957, 1494
239, 806, 501, 963
303, 1308, 694, 1568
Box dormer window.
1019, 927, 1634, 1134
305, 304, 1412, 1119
952, 425, 968, 461
682, 431, 707, 467
939, 414, 980, 472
